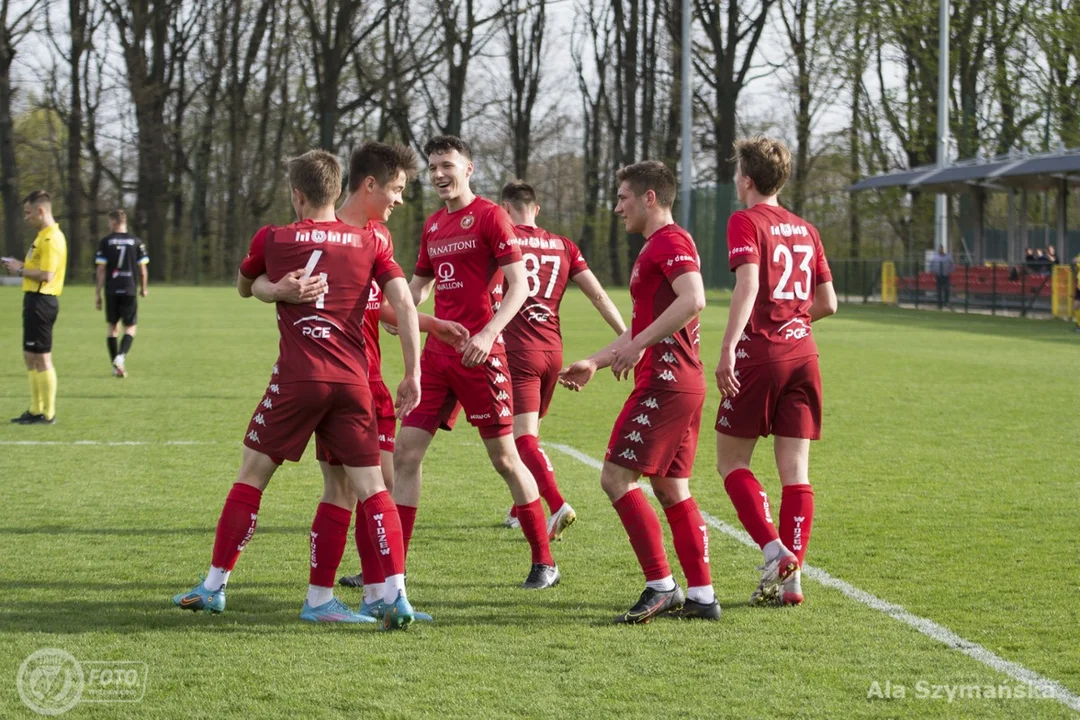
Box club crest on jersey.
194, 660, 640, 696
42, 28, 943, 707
461, 215, 475, 229
311, 229, 327, 243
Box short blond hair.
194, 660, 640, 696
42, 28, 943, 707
287, 150, 342, 208
732, 135, 791, 197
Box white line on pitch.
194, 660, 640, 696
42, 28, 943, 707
545, 442, 1080, 713
0, 440, 216, 446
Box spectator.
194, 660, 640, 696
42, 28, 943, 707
929, 245, 954, 309
1024, 248, 1036, 272
1033, 249, 1051, 276
1046, 246, 1059, 266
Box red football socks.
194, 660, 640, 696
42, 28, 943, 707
397, 504, 417, 559
613, 487, 671, 581
723, 468, 780, 549
354, 501, 386, 586
515, 499, 555, 566
664, 497, 711, 588
779, 484, 815, 567
210, 483, 263, 571
363, 491, 406, 578
516, 435, 565, 514
308, 502, 352, 588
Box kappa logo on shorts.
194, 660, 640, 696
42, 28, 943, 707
269, 384, 280, 395
494, 373, 507, 384
496, 390, 509, 401
641, 397, 660, 409
253, 413, 267, 427
740, 331, 750, 343
632, 414, 652, 427
490, 357, 502, 368
247, 430, 261, 443
718, 416, 731, 428
261, 397, 272, 409
625, 431, 644, 444
498, 407, 511, 418
662, 336, 677, 345
721, 398, 734, 411
657, 370, 677, 382
272, 364, 279, 375
618, 449, 639, 461
736, 348, 750, 360
660, 352, 677, 363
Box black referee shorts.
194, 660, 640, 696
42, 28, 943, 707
106, 294, 138, 326
23, 292, 59, 354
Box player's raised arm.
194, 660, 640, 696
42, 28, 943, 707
379, 302, 469, 352
572, 268, 626, 335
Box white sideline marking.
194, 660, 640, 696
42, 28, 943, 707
545, 442, 1080, 712
0, 440, 215, 446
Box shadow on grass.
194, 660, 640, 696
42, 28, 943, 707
0, 525, 308, 537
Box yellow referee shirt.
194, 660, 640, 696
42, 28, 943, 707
23, 223, 66, 296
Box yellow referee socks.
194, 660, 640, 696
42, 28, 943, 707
38, 368, 57, 420
27, 369, 42, 415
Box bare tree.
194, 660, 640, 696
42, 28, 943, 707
105, 0, 185, 281
296, 0, 388, 151
693, 0, 777, 184
426, 0, 503, 137
503, 0, 545, 179
0, 0, 41, 257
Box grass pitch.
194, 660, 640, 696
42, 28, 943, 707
1, 285, 1077, 718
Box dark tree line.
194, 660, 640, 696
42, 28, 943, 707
0, 0, 1073, 285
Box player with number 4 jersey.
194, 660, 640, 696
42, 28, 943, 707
715, 135, 838, 609
497, 181, 626, 541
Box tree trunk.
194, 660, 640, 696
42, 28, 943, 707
0, 51, 20, 257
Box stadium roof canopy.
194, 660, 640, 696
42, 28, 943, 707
848, 147, 1080, 265
848, 147, 1080, 194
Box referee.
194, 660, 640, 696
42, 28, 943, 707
94, 209, 148, 377
3, 190, 66, 425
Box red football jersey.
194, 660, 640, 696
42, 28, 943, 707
361, 223, 394, 381
238, 219, 404, 384
414, 196, 521, 355
727, 204, 832, 367
502, 225, 589, 352
628, 223, 705, 394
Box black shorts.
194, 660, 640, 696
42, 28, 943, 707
106, 294, 138, 326
23, 293, 59, 354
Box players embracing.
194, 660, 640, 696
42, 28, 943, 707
561, 161, 717, 623
716, 135, 837, 607
173, 150, 423, 629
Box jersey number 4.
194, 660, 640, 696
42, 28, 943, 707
523, 252, 560, 298
303, 250, 329, 309
773, 244, 813, 301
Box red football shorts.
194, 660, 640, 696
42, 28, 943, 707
606, 387, 705, 478
402, 349, 512, 439
242, 381, 380, 467
508, 349, 562, 418
715, 356, 822, 440
318, 378, 396, 464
